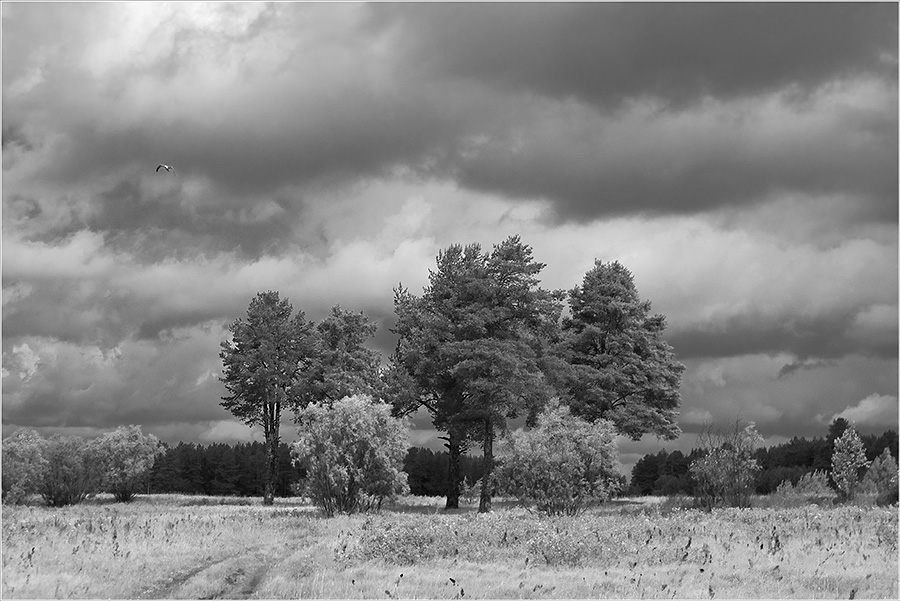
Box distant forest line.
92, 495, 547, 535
146, 425, 897, 499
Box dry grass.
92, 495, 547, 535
2, 494, 897, 599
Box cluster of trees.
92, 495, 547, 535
403, 448, 486, 497
148, 441, 302, 497
388, 237, 682, 512
630, 419, 898, 506
2, 426, 162, 506
219, 236, 685, 512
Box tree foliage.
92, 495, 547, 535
554, 260, 683, 440
305, 307, 383, 404
392, 236, 563, 512
831, 426, 870, 502
690, 421, 763, 509
497, 401, 621, 515
39, 435, 102, 507
291, 395, 409, 517
1, 428, 48, 504
861, 447, 898, 500
220, 291, 316, 505
93, 425, 164, 502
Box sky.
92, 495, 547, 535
2, 2, 898, 477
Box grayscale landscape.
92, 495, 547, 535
2, 2, 897, 599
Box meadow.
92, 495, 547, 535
2, 494, 897, 599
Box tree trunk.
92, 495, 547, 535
263, 390, 279, 506
445, 425, 461, 509
479, 418, 493, 513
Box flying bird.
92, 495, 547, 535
156, 164, 176, 175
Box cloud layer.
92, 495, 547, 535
3, 3, 897, 457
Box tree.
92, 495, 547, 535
392, 237, 563, 512
861, 448, 898, 500
690, 421, 763, 509
291, 395, 409, 517
304, 306, 383, 404
497, 401, 621, 515
220, 291, 316, 505
39, 435, 102, 507
93, 425, 164, 502
2, 428, 48, 504
831, 426, 870, 502
553, 260, 683, 440
629, 450, 664, 496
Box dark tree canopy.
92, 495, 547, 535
220, 291, 316, 504
392, 236, 564, 511
554, 260, 684, 440
303, 306, 383, 405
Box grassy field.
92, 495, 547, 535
2, 494, 897, 599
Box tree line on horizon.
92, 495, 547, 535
629, 418, 898, 497
138, 419, 896, 500
143, 441, 487, 498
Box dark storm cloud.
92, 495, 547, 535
376, 3, 897, 107
2, 3, 896, 454
365, 2, 899, 222
668, 310, 898, 361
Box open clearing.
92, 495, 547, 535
2, 494, 897, 599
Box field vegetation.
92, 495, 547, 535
3, 493, 896, 599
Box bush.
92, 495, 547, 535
291, 395, 409, 517
496, 401, 621, 516
1, 428, 48, 504
861, 448, 898, 498
690, 421, 763, 509
93, 425, 164, 502
39, 435, 102, 507
775, 469, 832, 497
831, 426, 870, 502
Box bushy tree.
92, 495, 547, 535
831, 426, 870, 502
2, 428, 48, 504
291, 395, 409, 517
93, 425, 164, 502
861, 447, 897, 501
39, 435, 102, 507
690, 421, 763, 509
497, 401, 621, 516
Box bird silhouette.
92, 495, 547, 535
156, 164, 176, 175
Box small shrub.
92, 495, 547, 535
690, 421, 763, 509
496, 401, 621, 516
39, 435, 102, 507
92, 425, 164, 502
862, 448, 898, 498
1, 428, 48, 504
291, 395, 409, 517
774, 469, 833, 503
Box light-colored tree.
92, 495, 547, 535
775, 469, 832, 498
92, 425, 164, 502
1, 428, 48, 504
831, 426, 870, 502
291, 395, 409, 517
39, 435, 102, 507
496, 401, 622, 516
860, 447, 897, 498
690, 421, 763, 509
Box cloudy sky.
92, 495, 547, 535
3, 2, 897, 474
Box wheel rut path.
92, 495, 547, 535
137, 538, 302, 599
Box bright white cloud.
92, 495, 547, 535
830, 393, 899, 428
